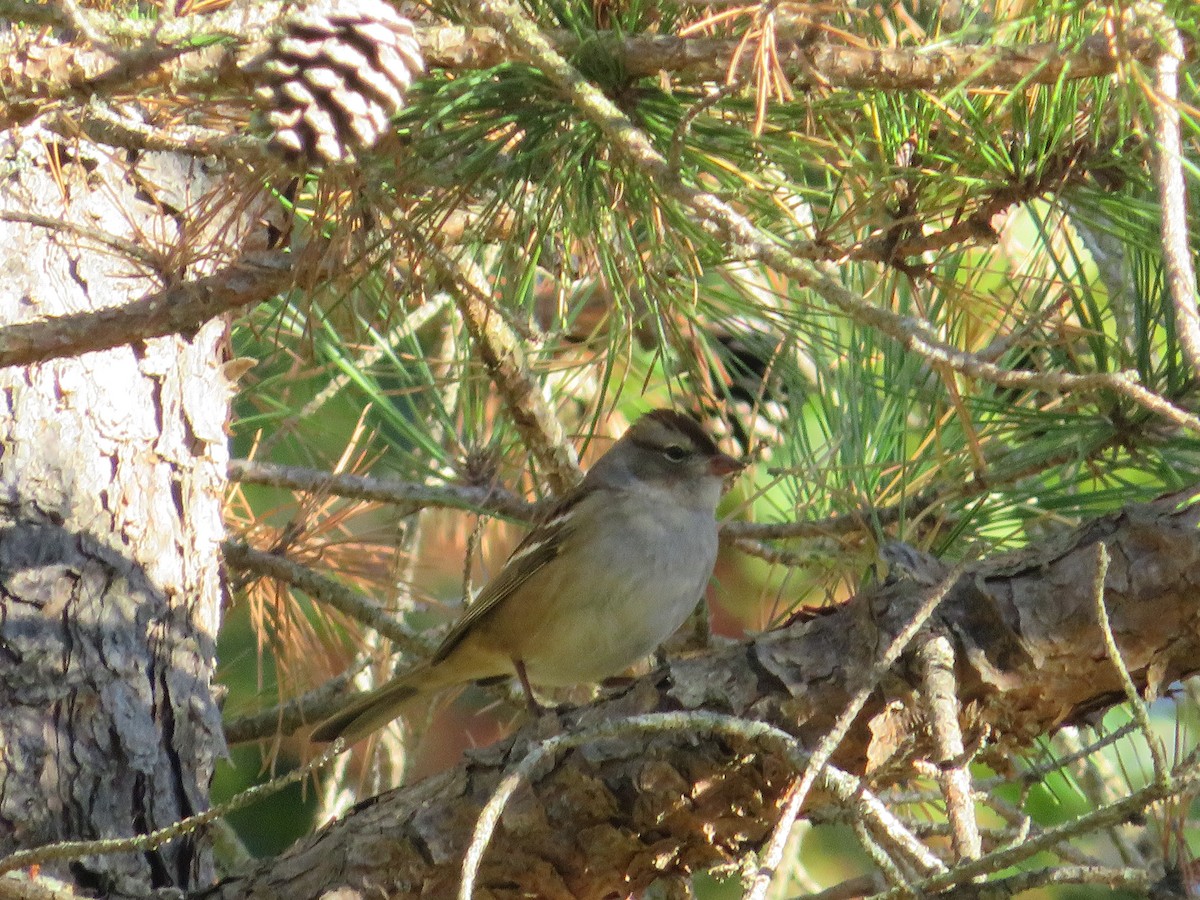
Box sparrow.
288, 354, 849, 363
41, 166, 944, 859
312, 409, 743, 743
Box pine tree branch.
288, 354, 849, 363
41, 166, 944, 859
914, 632, 982, 866
221, 657, 371, 745
417, 25, 1173, 89
469, 0, 1200, 436
0, 2, 1184, 111
439, 251, 583, 493
875, 772, 1194, 898
0, 742, 347, 879
0, 249, 294, 368
203, 492, 1200, 899
1144, 10, 1200, 381
929, 865, 1152, 899
227, 459, 536, 519
222, 541, 428, 657
226, 457, 928, 551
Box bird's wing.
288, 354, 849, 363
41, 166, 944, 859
431, 485, 591, 663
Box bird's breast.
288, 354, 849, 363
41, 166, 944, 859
477, 492, 719, 686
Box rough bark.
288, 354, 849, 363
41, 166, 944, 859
0, 126, 242, 895
203, 492, 1200, 899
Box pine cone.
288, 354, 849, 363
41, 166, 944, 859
252, 0, 424, 165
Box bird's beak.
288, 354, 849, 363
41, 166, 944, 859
709, 453, 745, 477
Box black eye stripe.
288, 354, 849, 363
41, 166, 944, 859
625, 410, 720, 461
629, 435, 692, 456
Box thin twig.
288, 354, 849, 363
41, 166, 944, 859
1144, 8, 1200, 381
790, 873, 885, 900
742, 565, 962, 899
223, 540, 429, 657
845, 786, 946, 885
869, 767, 1200, 898
1019, 720, 1140, 787
851, 819, 913, 890
433, 247, 581, 493
459, 711, 937, 900
914, 631, 982, 864
731, 537, 826, 567
229, 457, 947, 557
231, 457, 921, 543
66, 102, 272, 163
227, 459, 537, 520
0, 210, 162, 270
668, 81, 742, 174
1049, 728, 1144, 866
0, 740, 346, 876
222, 654, 374, 744
1090, 542, 1168, 782
983, 794, 1106, 868
870, 864, 1153, 899
4, 4, 1178, 99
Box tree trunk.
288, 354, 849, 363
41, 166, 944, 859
0, 125, 236, 896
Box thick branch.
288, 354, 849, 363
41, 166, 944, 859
420, 26, 1169, 89
204, 493, 1200, 899
0, 3, 1182, 112
0, 250, 294, 369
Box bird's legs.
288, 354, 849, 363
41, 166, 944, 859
513, 659, 543, 716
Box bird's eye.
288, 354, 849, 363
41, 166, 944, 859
662, 444, 689, 462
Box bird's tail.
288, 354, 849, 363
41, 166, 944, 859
310, 663, 446, 744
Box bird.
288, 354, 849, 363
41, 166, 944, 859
311, 409, 744, 743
